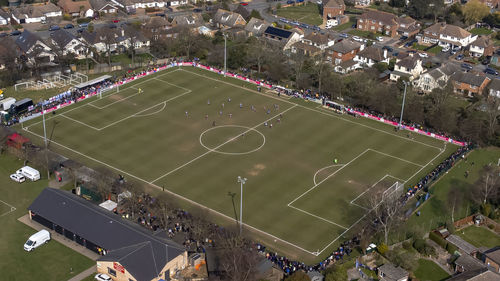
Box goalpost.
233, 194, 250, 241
382, 181, 404, 200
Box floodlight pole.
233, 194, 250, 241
223, 33, 227, 77
41, 103, 50, 180
237, 176, 247, 235
399, 81, 408, 130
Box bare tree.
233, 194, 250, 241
216, 231, 260, 281
96, 27, 117, 66
369, 189, 404, 244
247, 37, 267, 74
474, 165, 500, 205
483, 96, 500, 140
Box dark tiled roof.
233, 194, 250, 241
471, 36, 493, 48
485, 247, 500, 265
456, 254, 486, 272
447, 235, 479, 255
424, 22, 471, 39
244, 18, 270, 36
448, 268, 500, 281
330, 39, 360, 53
452, 73, 490, 88
28, 188, 185, 281
172, 13, 203, 26
51, 29, 76, 48
356, 46, 385, 61
488, 78, 500, 91
214, 9, 245, 27
359, 9, 397, 26
15, 30, 42, 53
396, 56, 419, 69
378, 263, 408, 280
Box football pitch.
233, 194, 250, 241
22, 66, 457, 259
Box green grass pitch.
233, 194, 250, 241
21, 66, 458, 260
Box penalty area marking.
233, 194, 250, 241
133, 102, 167, 118
199, 125, 266, 155
0, 199, 16, 217
313, 164, 345, 185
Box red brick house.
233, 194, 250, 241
357, 10, 398, 37
451, 72, 491, 97
322, 0, 345, 24
327, 39, 362, 65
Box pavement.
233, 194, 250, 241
67, 266, 96, 281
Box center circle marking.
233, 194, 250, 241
199, 125, 266, 155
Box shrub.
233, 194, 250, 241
413, 238, 426, 253
402, 241, 411, 250
481, 203, 492, 217
63, 13, 72, 21
377, 243, 389, 255
488, 224, 495, 230
76, 18, 91, 24
447, 243, 458, 254
429, 232, 447, 249
446, 221, 456, 234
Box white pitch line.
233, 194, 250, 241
21, 124, 318, 256
350, 174, 390, 204
153, 77, 191, 92
150, 105, 298, 184
89, 87, 141, 110
59, 114, 101, 130
368, 149, 424, 167
288, 149, 370, 206
313, 164, 345, 185
133, 102, 167, 118
288, 205, 348, 229
181, 68, 443, 151
0, 199, 16, 217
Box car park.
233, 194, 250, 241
484, 67, 498, 75
10, 30, 21, 36
95, 274, 112, 281
461, 63, 473, 70
10, 173, 25, 183
49, 25, 60, 31
64, 24, 74, 29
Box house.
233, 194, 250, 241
357, 10, 398, 37
50, 29, 88, 59
420, 22, 477, 48
57, 0, 92, 17
353, 45, 389, 68
255, 259, 285, 281
28, 188, 189, 281
263, 26, 302, 50
232, 4, 250, 21
0, 10, 10, 25
322, 0, 345, 25
396, 16, 420, 37
334, 60, 360, 74
451, 73, 491, 97
448, 268, 500, 281
455, 254, 487, 273
291, 32, 335, 56
12, 3, 63, 24
123, 26, 150, 49
488, 78, 500, 98
479, 0, 500, 9
15, 30, 55, 65
390, 55, 424, 81
377, 263, 409, 281
483, 247, 500, 273
355, 0, 372, 6
89, 0, 122, 14
143, 16, 171, 40
413, 63, 459, 93
327, 39, 362, 65
245, 18, 270, 37
171, 13, 204, 27
213, 9, 246, 29
469, 36, 495, 58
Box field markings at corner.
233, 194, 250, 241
149, 104, 298, 184
181, 68, 443, 151
21, 124, 318, 257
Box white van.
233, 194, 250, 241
24, 229, 51, 251
16, 166, 40, 181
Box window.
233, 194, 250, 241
108, 268, 117, 277
358, 25, 362, 29
371, 26, 375, 30
359, 19, 363, 23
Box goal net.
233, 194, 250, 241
382, 181, 404, 199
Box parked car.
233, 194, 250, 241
456, 54, 464, 60
482, 56, 492, 65
10, 173, 25, 183
382, 46, 393, 52
49, 25, 60, 31
484, 67, 498, 75
108, 23, 117, 29
166, 7, 173, 12
77, 28, 85, 33
297, 0, 305, 2
10, 30, 21, 36
240, 2, 249, 5
0, 33, 7, 37
399, 35, 408, 41
418, 52, 428, 58
24, 229, 50, 251
404, 39, 417, 48
78, 22, 89, 28
376, 36, 383, 42
112, 19, 120, 23
193, 8, 202, 12
95, 274, 112, 281
352, 35, 363, 42
339, 33, 348, 38
286, 0, 295, 4
64, 24, 74, 29
461, 63, 473, 70
442, 46, 450, 52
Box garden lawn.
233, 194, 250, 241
276, 3, 323, 26
470, 27, 493, 35
457, 225, 500, 248
406, 147, 500, 233
427, 45, 443, 54
0, 154, 95, 281
414, 259, 450, 281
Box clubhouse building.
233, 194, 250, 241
28, 188, 189, 281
